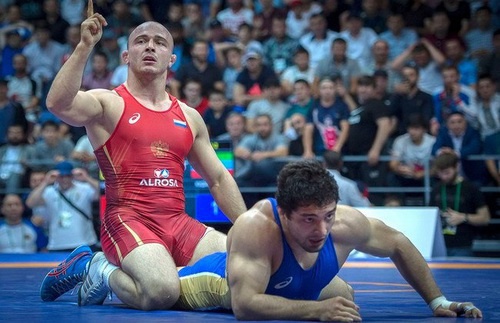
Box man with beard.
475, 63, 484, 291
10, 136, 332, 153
234, 113, 288, 187
175, 160, 483, 320
391, 65, 434, 137
430, 152, 490, 257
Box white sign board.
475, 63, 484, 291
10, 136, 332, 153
349, 207, 446, 259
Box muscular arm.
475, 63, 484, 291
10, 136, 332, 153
45, 4, 108, 127
228, 209, 323, 321
354, 215, 444, 305
185, 107, 246, 223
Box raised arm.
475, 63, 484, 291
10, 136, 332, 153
25, 171, 57, 208
45, 0, 108, 127
391, 43, 416, 71
421, 38, 445, 66
184, 106, 246, 223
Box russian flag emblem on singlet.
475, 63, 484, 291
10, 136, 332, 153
174, 119, 187, 128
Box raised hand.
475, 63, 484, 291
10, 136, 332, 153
80, 0, 108, 48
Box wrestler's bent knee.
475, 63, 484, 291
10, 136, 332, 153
138, 281, 181, 310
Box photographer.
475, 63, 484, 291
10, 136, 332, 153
25, 161, 100, 252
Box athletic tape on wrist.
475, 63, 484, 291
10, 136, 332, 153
429, 296, 453, 311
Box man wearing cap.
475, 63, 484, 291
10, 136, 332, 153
233, 46, 278, 107
26, 161, 100, 252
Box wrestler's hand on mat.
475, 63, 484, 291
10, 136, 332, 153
81, 0, 107, 48
433, 301, 483, 319
318, 296, 361, 322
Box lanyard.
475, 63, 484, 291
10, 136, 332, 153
441, 181, 462, 212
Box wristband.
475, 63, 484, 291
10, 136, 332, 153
429, 296, 452, 311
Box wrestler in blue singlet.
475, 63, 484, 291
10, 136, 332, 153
178, 198, 340, 301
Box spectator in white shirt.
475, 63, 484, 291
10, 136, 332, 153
339, 12, 378, 68
323, 150, 371, 207
298, 13, 338, 71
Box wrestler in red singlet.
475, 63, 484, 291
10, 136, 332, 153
95, 85, 207, 266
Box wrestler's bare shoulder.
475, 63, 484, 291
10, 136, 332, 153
332, 205, 371, 242
242, 199, 276, 222
176, 100, 204, 131
87, 88, 122, 108
229, 200, 279, 240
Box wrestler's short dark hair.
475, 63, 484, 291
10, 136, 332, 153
276, 160, 339, 216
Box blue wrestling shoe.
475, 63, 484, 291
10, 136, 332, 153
40, 245, 93, 301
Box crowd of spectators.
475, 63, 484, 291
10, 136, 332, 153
0, 0, 499, 252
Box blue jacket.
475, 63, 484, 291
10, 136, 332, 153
432, 126, 487, 184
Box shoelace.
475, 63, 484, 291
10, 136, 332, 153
51, 273, 85, 295
81, 277, 111, 305
69, 282, 84, 296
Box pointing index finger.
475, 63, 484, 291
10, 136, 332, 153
87, 0, 94, 18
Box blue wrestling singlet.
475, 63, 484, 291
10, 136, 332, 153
264, 198, 340, 300
178, 198, 340, 302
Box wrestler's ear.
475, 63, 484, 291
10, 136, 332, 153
122, 50, 129, 64
168, 54, 177, 68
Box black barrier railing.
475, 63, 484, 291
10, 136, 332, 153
256, 154, 500, 206
1, 155, 499, 205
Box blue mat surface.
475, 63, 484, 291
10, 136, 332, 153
1, 253, 498, 322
